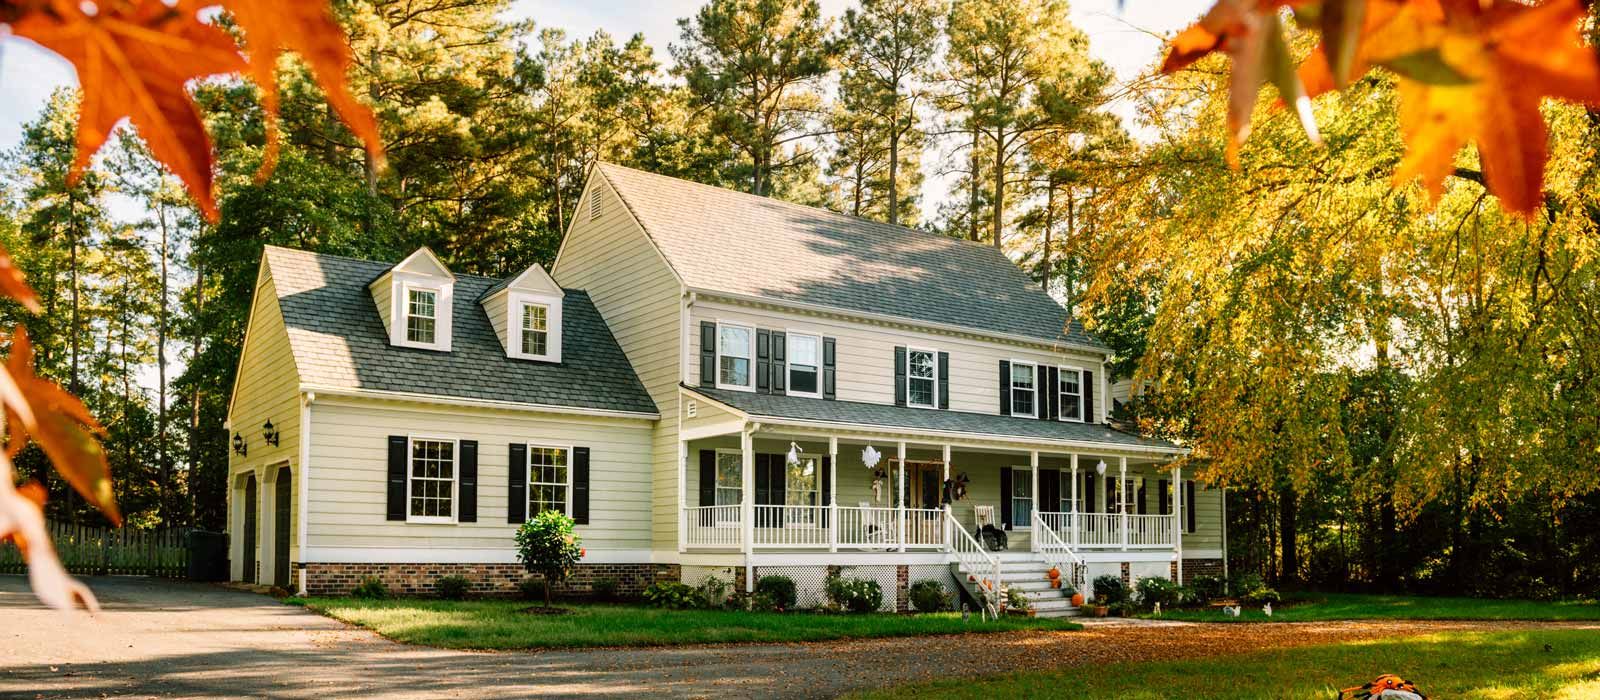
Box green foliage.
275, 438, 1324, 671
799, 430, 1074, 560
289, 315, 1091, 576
754, 575, 797, 611
695, 575, 733, 608
352, 577, 389, 600
825, 575, 884, 613
909, 579, 952, 613
517, 577, 545, 602
434, 575, 470, 600
1092, 575, 1128, 606
1190, 575, 1227, 605
591, 577, 619, 601
1004, 586, 1030, 612
1135, 577, 1185, 610
642, 581, 699, 609
514, 511, 583, 606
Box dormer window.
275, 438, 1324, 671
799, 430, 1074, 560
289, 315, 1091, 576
481, 262, 564, 363
371, 248, 455, 352
519, 301, 549, 357
406, 287, 438, 344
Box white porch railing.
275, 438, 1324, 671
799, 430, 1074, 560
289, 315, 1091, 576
1032, 511, 1087, 594
946, 509, 1002, 596
1126, 514, 1175, 548
901, 508, 945, 548
836, 506, 898, 549
684, 505, 741, 548
752, 505, 831, 548
1036, 511, 1177, 549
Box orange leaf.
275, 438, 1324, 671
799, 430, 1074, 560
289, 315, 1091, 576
3, 328, 118, 526
0, 246, 42, 314
11, 0, 247, 222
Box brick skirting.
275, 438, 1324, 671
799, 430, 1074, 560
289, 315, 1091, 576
1179, 558, 1224, 585
302, 562, 680, 598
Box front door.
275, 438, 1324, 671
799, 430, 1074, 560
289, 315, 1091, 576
273, 468, 292, 589
243, 475, 258, 583
893, 461, 944, 509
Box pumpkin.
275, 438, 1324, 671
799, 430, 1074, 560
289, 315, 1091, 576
1050, 579, 1063, 589
1071, 592, 1085, 606
1047, 567, 1060, 580
968, 574, 977, 583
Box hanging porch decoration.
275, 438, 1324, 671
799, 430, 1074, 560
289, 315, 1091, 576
941, 472, 970, 505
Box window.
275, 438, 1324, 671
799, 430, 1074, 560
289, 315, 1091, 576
520, 302, 549, 357
1011, 473, 1033, 527
406, 288, 437, 344
1010, 361, 1037, 417
1058, 369, 1082, 421
527, 446, 569, 517
1059, 471, 1082, 513
786, 455, 819, 525
714, 451, 743, 507
907, 349, 937, 408
788, 334, 821, 397
717, 323, 754, 389
408, 438, 455, 521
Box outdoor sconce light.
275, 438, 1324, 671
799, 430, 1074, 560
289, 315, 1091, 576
232, 432, 248, 457
262, 419, 281, 447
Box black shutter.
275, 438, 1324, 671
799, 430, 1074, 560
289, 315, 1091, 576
572, 447, 590, 525
1158, 479, 1170, 515
820, 455, 832, 527
999, 467, 1013, 530
1037, 365, 1050, 420
755, 454, 772, 506
1083, 369, 1096, 424
894, 346, 907, 407
698, 450, 716, 507
822, 337, 837, 400
507, 443, 527, 524
1186, 481, 1197, 533
386, 436, 407, 521
937, 352, 950, 409
998, 360, 1012, 415
1040, 469, 1060, 513
772, 331, 787, 395
1047, 367, 1060, 420
756, 329, 771, 394
458, 440, 478, 523
1137, 478, 1147, 515
699, 322, 716, 388
1106, 477, 1117, 513
1084, 471, 1096, 513
770, 455, 785, 527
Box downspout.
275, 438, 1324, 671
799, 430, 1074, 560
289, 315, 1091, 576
297, 391, 315, 595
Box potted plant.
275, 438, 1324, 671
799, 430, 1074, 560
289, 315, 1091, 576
1091, 594, 1109, 618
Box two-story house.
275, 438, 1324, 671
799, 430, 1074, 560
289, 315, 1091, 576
225, 163, 1222, 615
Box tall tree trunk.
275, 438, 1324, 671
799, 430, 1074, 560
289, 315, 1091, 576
1040, 179, 1054, 292
967, 126, 980, 242
189, 260, 205, 525
991, 132, 1005, 249
157, 198, 171, 522
69, 192, 82, 395
887, 113, 900, 226
1278, 483, 1299, 586
364, 46, 380, 199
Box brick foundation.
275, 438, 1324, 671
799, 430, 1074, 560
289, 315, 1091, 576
1178, 558, 1224, 585
302, 562, 680, 598
1120, 562, 1131, 586
895, 565, 910, 613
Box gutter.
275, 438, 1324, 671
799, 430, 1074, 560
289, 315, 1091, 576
301, 384, 661, 420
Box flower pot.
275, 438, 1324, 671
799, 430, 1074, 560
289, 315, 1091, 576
1071, 592, 1085, 606
1046, 567, 1060, 580
1092, 605, 1109, 618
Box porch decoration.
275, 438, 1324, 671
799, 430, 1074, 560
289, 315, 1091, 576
785, 442, 803, 467
860, 444, 881, 469
1096, 460, 1107, 475
941, 472, 970, 504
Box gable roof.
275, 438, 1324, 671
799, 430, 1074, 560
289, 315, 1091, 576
263, 246, 657, 416
594, 163, 1106, 350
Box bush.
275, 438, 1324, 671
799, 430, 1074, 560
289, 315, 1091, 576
1242, 586, 1282, 606
696, 575, 732, 608
515, 511, 583, 607
825, 575, 883, 613
1135, 577, 1184, 610
1092, 574, 1128, 606
591, 577, 619, 601
434, 575, 470, 600
1190, 575, 1227, 604
517, 577, 546, 601
643, 581, 699, 609
908, 579, 951, 613
1005, 586, 1030, 613
755, 576, 797, 611
351, 576, 389, 600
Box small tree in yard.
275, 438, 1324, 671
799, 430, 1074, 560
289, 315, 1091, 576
515, 511, 584, 607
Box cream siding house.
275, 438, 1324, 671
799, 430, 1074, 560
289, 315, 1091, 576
227, 164, 1221, 612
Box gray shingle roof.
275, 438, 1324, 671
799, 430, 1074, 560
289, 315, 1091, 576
265, 246, 658, 415
685, 385, 1179, 452
596, 163, 1107, 350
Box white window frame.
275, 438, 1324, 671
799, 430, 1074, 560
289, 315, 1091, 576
1056, 364, 1087, 423
404, 285, 438, 345
713, 448, 743, 525
508, 291, 563, 363
405, 435, 459, 524
1059, 471, 1083, 513
525, 443, 574, 518
715, 321, 756, 392
1009, 360, 1038, 418
786, 331, 823, 399
1010, 468, 1033, 528
905, 347, 940, 409
784, 454, 822, 528
393, 277, 453, 351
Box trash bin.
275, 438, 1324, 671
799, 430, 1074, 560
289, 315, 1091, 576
186, 530, 229, 582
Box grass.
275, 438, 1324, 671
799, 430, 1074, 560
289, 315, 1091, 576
287, 597, 1082, 650
1146, 592, 1600, 623
851, 629, 1600, 699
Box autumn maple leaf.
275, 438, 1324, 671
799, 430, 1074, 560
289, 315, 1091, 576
2, 328, 118, 527
11, 0, 247, 221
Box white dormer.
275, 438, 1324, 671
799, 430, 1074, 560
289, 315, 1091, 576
369, 247, 455, 352
480, 263, 564, 363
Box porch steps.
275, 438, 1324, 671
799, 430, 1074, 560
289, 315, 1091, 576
950, 559, 1082, 619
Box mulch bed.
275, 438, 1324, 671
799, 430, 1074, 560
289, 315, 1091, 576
517, 606, 572, 616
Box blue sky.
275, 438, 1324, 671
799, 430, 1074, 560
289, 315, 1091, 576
0, 0, 1210, 154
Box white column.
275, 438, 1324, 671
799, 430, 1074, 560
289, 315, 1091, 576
678, 439, 688, 553
896, 441, 907, 552
741, 427, 755, 593
1119, 456, 1129, 551
1070, 453, 1079, 548
1029, 450, 1040, 552
942, 444, 952, 550
1174, 463, 1184, 583
828, 436, 839, 553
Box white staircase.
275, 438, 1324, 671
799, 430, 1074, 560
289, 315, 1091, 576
951, 558, 1082, 619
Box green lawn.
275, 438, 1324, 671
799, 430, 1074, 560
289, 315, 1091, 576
1146, 592, 1600, 623
287, 597, 1081, 650
852, 629, 1600, 699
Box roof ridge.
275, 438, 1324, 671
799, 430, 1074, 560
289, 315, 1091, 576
268, 244, 581, 290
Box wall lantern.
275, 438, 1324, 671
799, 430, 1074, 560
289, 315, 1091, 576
232, 432, 248, 457
262, 419, 281, 447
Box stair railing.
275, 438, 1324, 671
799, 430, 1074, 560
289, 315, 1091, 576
945, 509, 1002, 604
1033, 511, 1087, 596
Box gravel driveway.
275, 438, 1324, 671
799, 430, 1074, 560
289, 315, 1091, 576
2, 575, 1593, 699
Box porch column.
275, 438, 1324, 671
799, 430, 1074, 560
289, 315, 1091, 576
741, 427, 755, 592
896, 441, 907, 553
677, 438, 688, 553
1070, 453, 1079, 548
828, 436, 839, 553
1119, 456, 1129, 551
1029, 451, 1040, 552
942, 444, 952, 551
1173, 462, 1184, 583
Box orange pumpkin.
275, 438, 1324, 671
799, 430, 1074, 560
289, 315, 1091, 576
968, 574, 977, 583
1050, 579, 1063, 589
1071, 592, 1085, 606
1046, 567, 1060, 580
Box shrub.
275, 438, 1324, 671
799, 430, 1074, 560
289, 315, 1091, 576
351, 576, 389, 600
434, 575, 470, 600
1242, 586, 1282, 606
1135, 577, 1184, 610
755, 575, 797, 611
591, 577, 619, 601
731, 589, 781, 612
1092, 574, 1128, 606
515, 511, 584, 607
1005, 586, 1030, 613
1190, 575, 1227, 604
643, 581, 699, 609
517, 577, 545, 601
696, 575, 732, 608
908, 579, 951, 613
825, 575, 883, 613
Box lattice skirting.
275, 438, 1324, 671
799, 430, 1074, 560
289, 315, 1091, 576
907, 564, 956, 602
838, 564, 900, 612
756, 565, 829, 609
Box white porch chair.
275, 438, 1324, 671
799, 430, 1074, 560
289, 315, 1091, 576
860, 501, 895, 550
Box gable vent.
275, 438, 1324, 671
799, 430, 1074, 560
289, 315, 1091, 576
589, 191, 603, 221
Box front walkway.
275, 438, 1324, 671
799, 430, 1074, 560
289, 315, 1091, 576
3, 575, 1592, 699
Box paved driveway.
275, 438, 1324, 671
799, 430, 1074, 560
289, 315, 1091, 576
3, 575, 1594, 699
